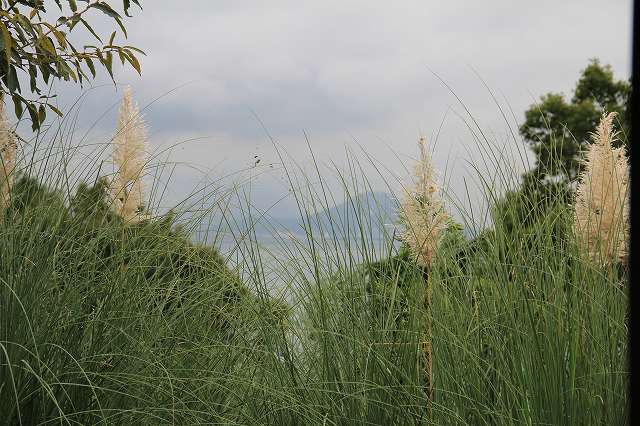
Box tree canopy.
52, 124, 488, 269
0, 0, 144, 130
519, 59, 630, 184
490, 59, 630, 237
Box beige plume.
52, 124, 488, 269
111, 87, 149, 223
400, 136, 450, 268
0, 99, 17, 211
573, 112, 629, 266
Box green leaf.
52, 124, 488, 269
117, 47, 126, 65
28, 64, 38, 93
38, 35, 57, 55
123, 45, 146, 55
0, 22, 12, 66
113, 16, 127, 38
68, 0, 78, 12
27, 103, 39, 131
62, 61, 77, 82
43, 23, 68, 48
85, 56, 96, 77
14, 13, 35, 36
68, 15, 80, 31
41, 63, 51, 83
103, 51, 114, 81
80, 18, 102, 42
5, 65, 19, 93
91, 2, 122, 19
124, 50, 141, 75
123, 0, 132, 16
76, 65, 89, 85
38, 104, 46, 123
122, 0, 142, 18
72, 60, 83, 84
12, 94, 23, 119
48, 103, 64, 117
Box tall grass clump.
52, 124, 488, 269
222, 129, 626, 423
0, 91, 288, 424
0, 86, 629, 424
256, 136, 466, 420
427, 111, 628, 424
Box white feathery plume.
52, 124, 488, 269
400, 136, 450, 268
573, 112, 629, 266
0, 99, 17, 211
111, 86, 149, 223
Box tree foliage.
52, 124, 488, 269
520, 59, 630, 183
493, 60, 631, 236
0, 0, 144, 130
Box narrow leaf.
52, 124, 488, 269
48, 103, 64, 117
12, 94, 23, 118
0, 22, 12, 65
85, 56, 96, 77
124, 50, 141, 75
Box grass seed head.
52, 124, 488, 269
111, 86, 149, 223
400, 136, 450, 268
0, 99, 16, 211
573, 112, 629, 266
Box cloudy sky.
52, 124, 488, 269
40, 0, 633, 220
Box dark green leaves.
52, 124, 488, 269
5, 65, 18, 92
88, 2, 130, 39
26, 102, 38, 131
0, 1, 144, 130
519, 59, 630, 183
48, 103, 63, 117
85, 56, 96, 77
123, 0, 142, 17
0, 21, 12, 65
123, 49, 140, 74
90, 2, 121, 19
12, 94, 22, 118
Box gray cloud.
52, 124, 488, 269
35, 0, 632, 218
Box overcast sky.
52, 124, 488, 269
40, 0, 633, 221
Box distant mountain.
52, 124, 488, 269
262, 191, 398, 240
189, 191, 476, 246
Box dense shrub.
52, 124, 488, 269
0, 176, 280, 424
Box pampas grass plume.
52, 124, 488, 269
0, 99, 16, 211
111, 86, 149, 223
573, 112, 629, 266
401, 136, 450, 268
